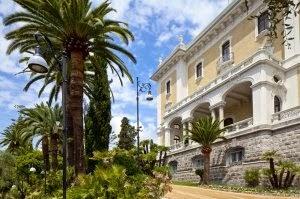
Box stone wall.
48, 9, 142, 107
166, 123, 300, 185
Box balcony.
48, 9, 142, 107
225, 118, 253, 134
272, 106, 300, 123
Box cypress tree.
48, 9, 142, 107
85, 59, 112, 172
117, 117, 137, 150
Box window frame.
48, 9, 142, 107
222, 40, 231, 62
274, 96, 281, 113
166, 80, 171, 96
257, 11, 269, 34
227, 147, 244, 165
192, 156, 204, 170
195, 60, 204, 80
255, 8, 270, 39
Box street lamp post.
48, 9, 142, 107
27, 32, 68, 199
136, 77, 153, 157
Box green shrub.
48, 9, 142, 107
244, 168, 260, 187
195, 169, 204, 184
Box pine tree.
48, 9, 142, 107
85, 60, 112, 173
117, 117, 137, 150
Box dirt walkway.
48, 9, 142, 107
165, 185, 297, 199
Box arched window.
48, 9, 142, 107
274, 96, 281, 113
174, 135, 180, 144
224, 118, 234, 127
169, 161, 178, 175
226, 147, 244, 165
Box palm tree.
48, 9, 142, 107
20, 103, 62, 171
4, 0, 136, 174
0, 118, 31, 154
187, 117, 226, 184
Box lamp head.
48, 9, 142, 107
28, 46, 48, 73
29, 167, 36, 173
146, 91, 153, 101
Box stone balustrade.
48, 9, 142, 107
272, 106, 300, 123
169, 141, 184, 151
225, 118, 253, 134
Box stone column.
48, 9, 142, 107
219, 105, 224, 128
251, 83, 272, 125
211, 108, 216, 121
188, 121, 193, 145
164, 128, 171, 147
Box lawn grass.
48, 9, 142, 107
172, 181, 300, 197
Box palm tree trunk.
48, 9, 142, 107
69, 51, 85, 174
50, 133, 59, 170
67, 85, 75, 167
202, 148, 212, 185
42, 136, 50, 171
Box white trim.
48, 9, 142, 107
194, 59, 204, 81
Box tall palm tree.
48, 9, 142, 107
0, 118, 31, 154
20, 103, 62, 171
187, 117, 226, 184
4, 0, 136, 174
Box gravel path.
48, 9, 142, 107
165, 185, 297, 199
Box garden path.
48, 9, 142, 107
165, 185, 297, 199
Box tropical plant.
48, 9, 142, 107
187, 117, 226, 184
139, 140, 169, 176
20, 103, 62, 171
117, 117, 137, 150
4, 0, 136, 174
244, 168, 260, 187
262, 150, 300, 189
0, 118, 31, 154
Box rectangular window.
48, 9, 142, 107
230, 150, 244, 163
166, 80, 170, 94
258, 11, 269, 34
222, 41, 230, 62
196, 62, 203, 78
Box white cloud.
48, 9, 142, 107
110, 0, 228, 45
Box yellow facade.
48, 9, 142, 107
159, 9, 285, 119
160, 70, 177, 117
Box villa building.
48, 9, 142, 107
151, 0, 300, 184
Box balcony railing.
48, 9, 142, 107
169, 141, 184, 151
225, 117, 253, 134
272, 106, 300, 123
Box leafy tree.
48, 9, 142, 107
5, 0, 136, 174
20, 103, 62, 171
187, 117, 226, 185
85, 59, 112, 173
117, 117, 137, 150
0, 152, 16, 198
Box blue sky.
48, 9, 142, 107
0, 0, 228, 144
